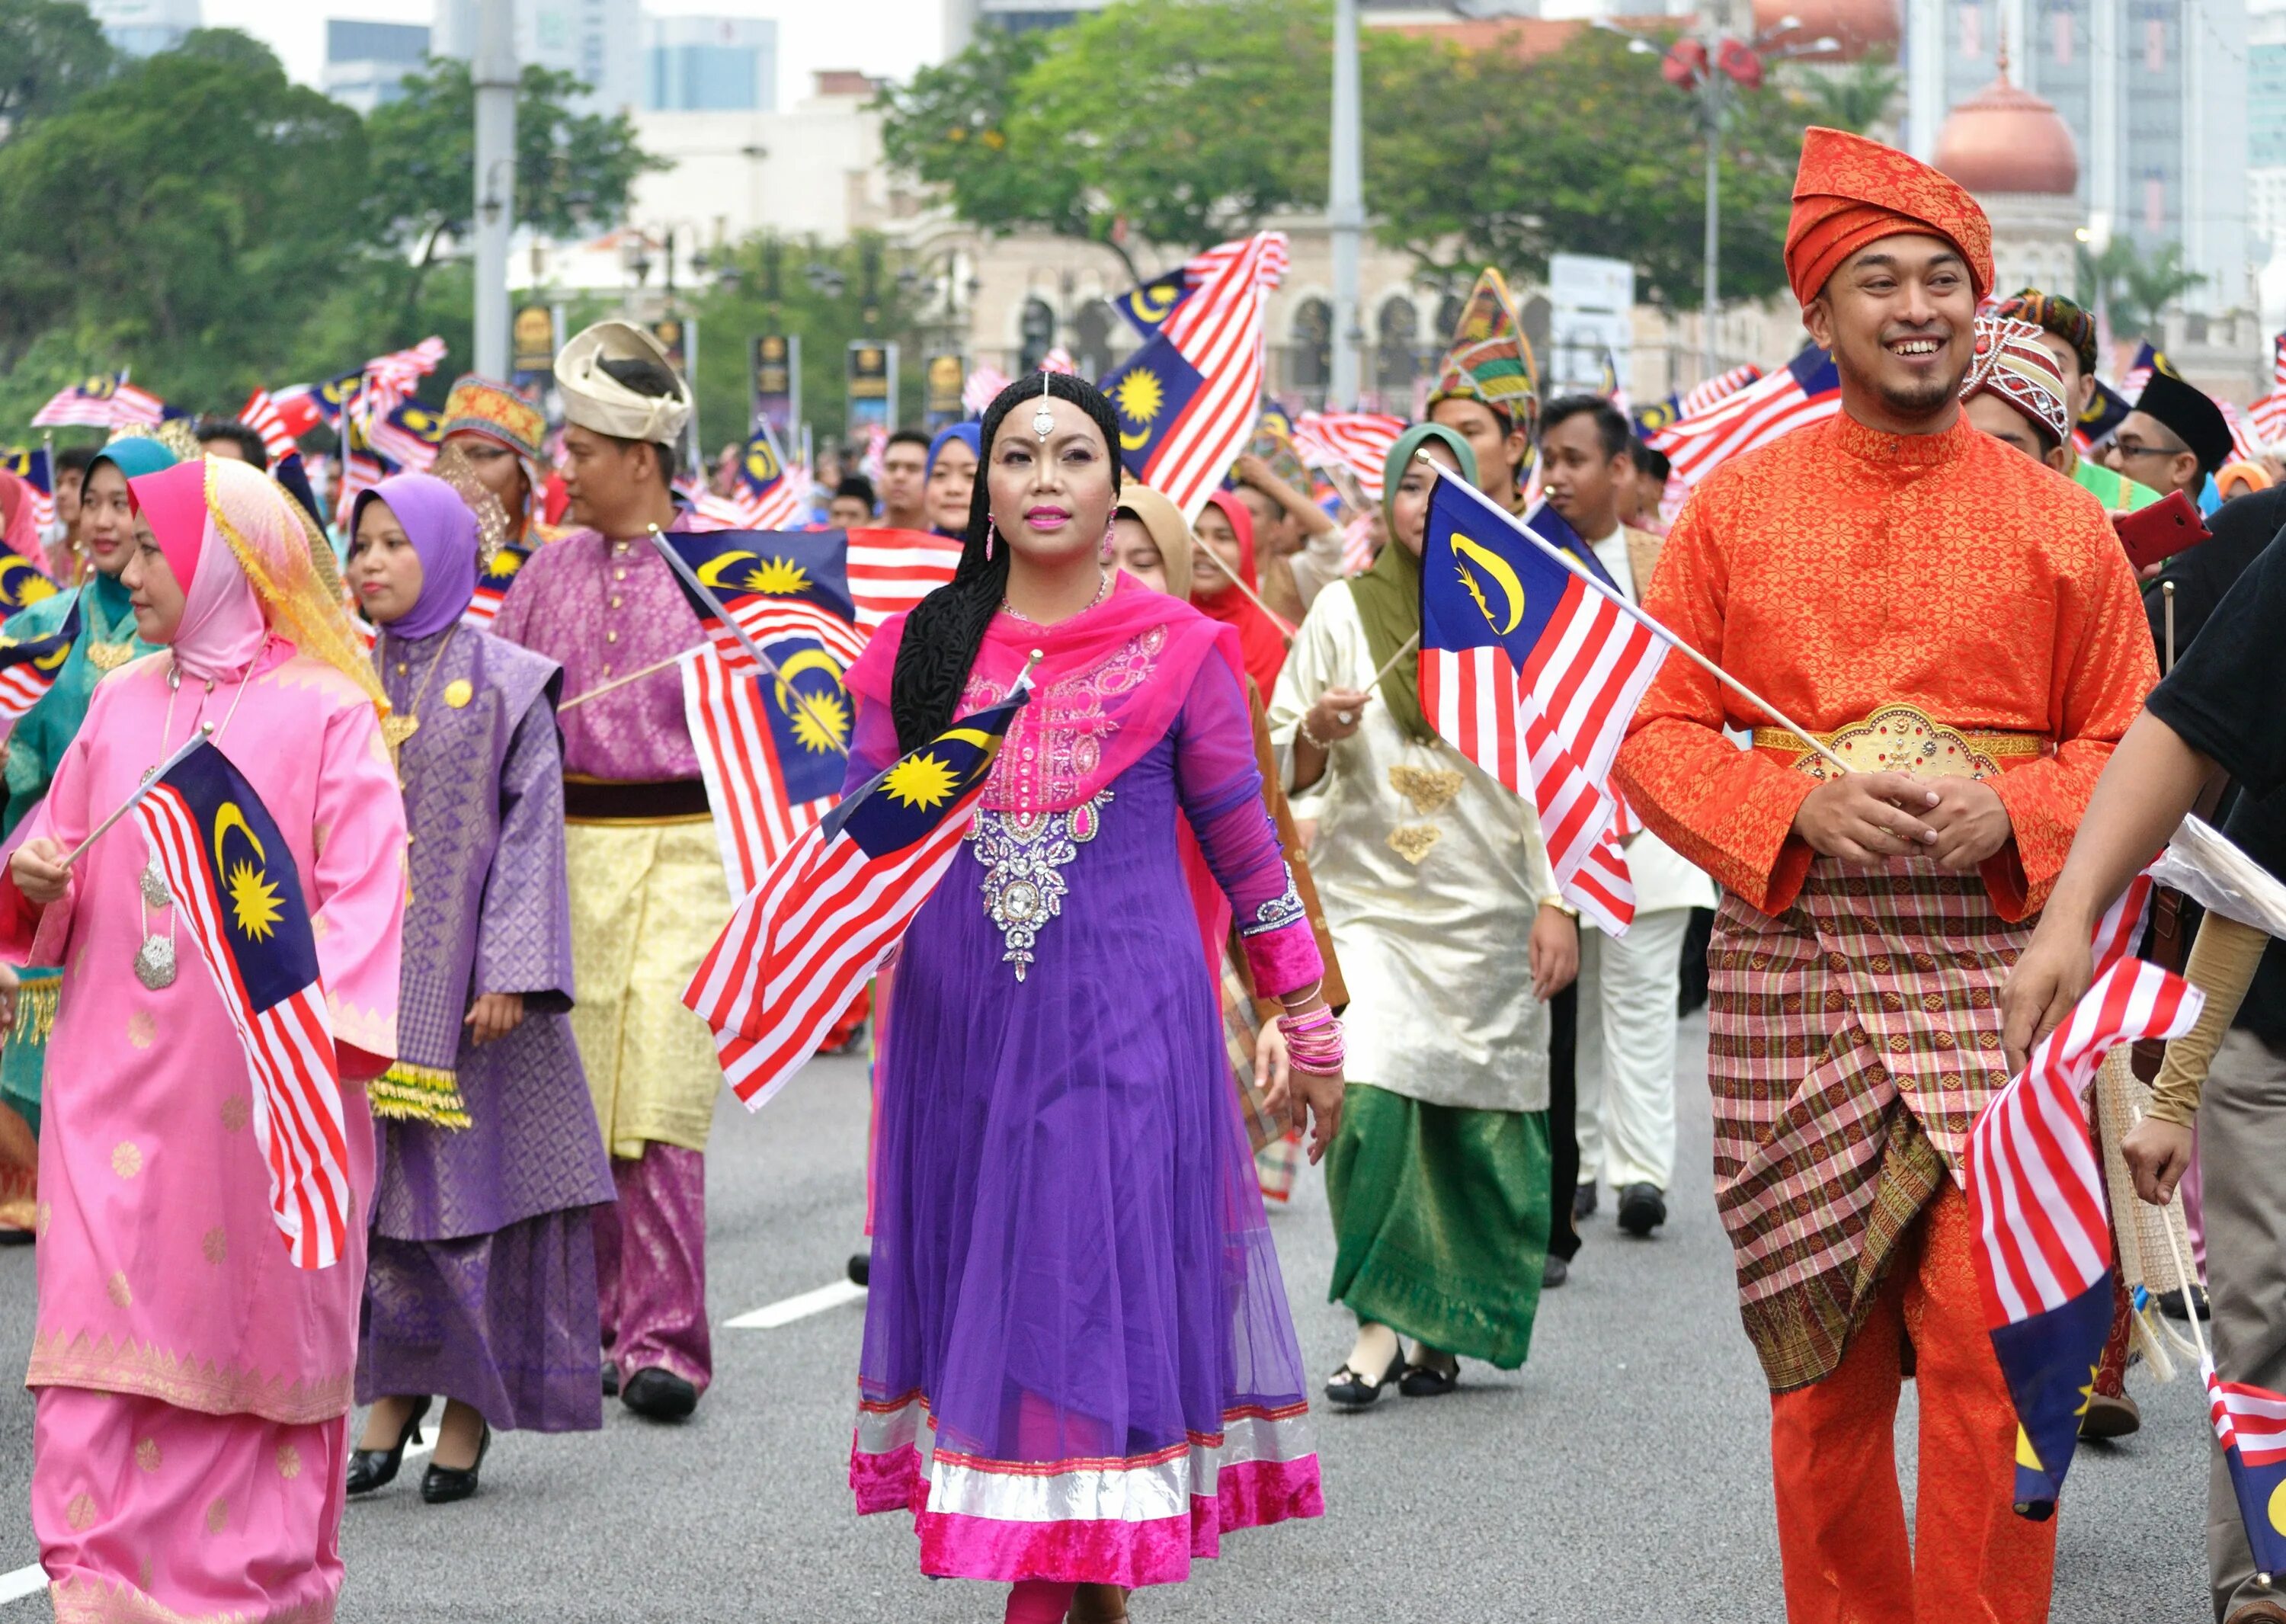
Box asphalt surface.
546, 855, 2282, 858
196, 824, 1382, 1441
0, 1011, 2215, 1621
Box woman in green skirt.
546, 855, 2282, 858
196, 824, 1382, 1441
1266, 421, 1577, 1405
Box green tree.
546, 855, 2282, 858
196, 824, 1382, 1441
0, 29, 367, 418
0, 0, 114, 135
1801, 52, 1900, 135
363, 57, 664, 323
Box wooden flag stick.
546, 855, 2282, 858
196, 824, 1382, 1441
1366, 631, 1419, 695
559, 654, 684, 712
1190, 541, 1298, 643
2163, 581, 2176, 674
1411, 450, 1852, 776
62, 722, 213, 869
647, 526, 850, 758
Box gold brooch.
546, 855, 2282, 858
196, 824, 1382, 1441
443, 679, 473, 709
1388, 764, 1463, 817
1386, 824, 1441, 865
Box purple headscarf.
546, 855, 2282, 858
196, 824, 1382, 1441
352, 472, 479, 639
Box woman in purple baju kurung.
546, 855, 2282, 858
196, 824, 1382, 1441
840, 375, 1346, 1624
344, 472, 615, 1503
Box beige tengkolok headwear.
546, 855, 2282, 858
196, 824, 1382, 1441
555, 319, 693, 446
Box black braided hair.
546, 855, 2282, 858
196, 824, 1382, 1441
887, 372, 1124, 751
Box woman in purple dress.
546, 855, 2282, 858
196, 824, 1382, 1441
342, 472, 615, 1504
840, 376, 1345, 1624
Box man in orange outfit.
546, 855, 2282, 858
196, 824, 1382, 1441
1612, 127, 2156, 1622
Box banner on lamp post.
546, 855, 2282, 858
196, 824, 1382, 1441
751, 334, 800, 439
923, 351, 965, 431
846, 341, 898, 440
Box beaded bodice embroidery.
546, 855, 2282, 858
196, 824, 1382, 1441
968, 792, 1110, 982
959, 624, 1167, 815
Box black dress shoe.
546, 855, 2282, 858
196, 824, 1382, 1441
1323, 1346, 1405, 1410
1572, 1183, 1598, 1222
1617, 1183, 1667, 1238
420, 1421, 491, 1505
1542, 1254, 1569, 1289
847, 1251, 870, 1287
346, 1397, 431, 1496
600, 1357, 619, 1398
2160, 1286, 2211, 1321
1398, 1352, 1460, 1398
622, 1366, 700, 1421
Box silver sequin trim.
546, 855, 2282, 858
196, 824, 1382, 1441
968, 791, 1110, 982
1243, 875, 1306, 937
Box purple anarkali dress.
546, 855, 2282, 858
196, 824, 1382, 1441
844, 581, 1324, 1591
357, 625, 616, 1433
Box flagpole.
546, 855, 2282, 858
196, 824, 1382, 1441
1190, 542, 1298, 642
61, 723, 214, 869
645, 525, 851, 758
558, 653, 684, 712
1366, 630, 1418, 695
1413, 450, 1852, 777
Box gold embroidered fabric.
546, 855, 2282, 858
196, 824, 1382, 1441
28, 1329, 354, 1425
1752, 703, 2045, 783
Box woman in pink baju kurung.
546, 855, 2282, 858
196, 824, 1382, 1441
0, 456, 405, 1623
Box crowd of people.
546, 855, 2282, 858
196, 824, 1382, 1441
0, 119, 2281, 1624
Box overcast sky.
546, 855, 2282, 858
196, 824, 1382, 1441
202, 0, 949, 103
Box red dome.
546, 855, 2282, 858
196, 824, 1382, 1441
1933, 69, 2079, 196
1751, 0, 1900, 59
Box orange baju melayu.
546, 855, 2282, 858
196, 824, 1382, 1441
1612, 128, 2158, 1624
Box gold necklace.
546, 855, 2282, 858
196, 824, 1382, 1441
376, 623, 459, 751
1000, 568, 1111, 623
85, 581, 138, 671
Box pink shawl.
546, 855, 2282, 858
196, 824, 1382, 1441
847, 572, 1241, 816
0, 470, 39, 564
129, 459, 271, 684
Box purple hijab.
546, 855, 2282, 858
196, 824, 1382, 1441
352, 472, 479, 639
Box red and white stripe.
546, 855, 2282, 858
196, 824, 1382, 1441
0, 661, 61, 722
2091, 869, 2154, 982
2219, 399, 2268, 466
963, 364, 1012, 416
1676, 364, 1763, 418
1654, 368, 1837, 490
239, 389, 303, 464
1038, 347, 1078, 376
1337, 512, 1375, 575
136, 783, 351, 1270
709, 598, 868, 671
1142, 232, 1290, 519
2208, 1356, 2286, 1466
681, 648, 832, 898
32, 377, 167, 430
847, 528, 962, 630
1289, 412, 1405, 502
2249, 336, 2286, 452
732, 469, 806, 531
685, 766, 993, 1110
1967, 957, 2201, 1326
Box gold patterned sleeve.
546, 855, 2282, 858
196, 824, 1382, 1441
1614, 492, 1818, 914
1983, 519, 2160, 919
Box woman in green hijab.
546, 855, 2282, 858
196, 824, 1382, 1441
1266, 421, 1578, 1407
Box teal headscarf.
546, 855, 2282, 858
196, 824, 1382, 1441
87, 435, 180, 484
1347, 422, 1478, 742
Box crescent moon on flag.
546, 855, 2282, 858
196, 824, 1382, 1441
213, 802, 265, 873
1450, 531, 1526, 636
696, 550, 759, 589
1128, 283, 1178, 325
772, 647, 845, 711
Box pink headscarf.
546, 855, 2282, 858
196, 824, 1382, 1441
0, 470, 40, 565
128, 460, 271, 684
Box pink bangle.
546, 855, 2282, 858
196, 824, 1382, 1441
1278, 1008, 1345, 1076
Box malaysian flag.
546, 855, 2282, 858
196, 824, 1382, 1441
0, 553, 57, 617
846, 527, 962, 630
2121, 341, 2163, 401
1630, 365, 1760, 440
856, 423, 889, 485
463, 543, 530, 629
1289, 411, 1406, 502
1038, 346, 1078, 376
1417, 476, 1670, 933
684, 684, 1030, 1107
1, 447, 56, 538
239, 389, 303, 465
2220, 399, 2267, 466
2073, 376, 2133, 454
134, 740, 357, 1270
2250, 335, 2286, 452
0, 601, 79, 720
1967, 955, 2202, 1517
1116, 267, 1194, 337
962, 364, 1012, 417
729, 425, 805, 530
1650, 348, 1840, 490
1099, 232, 1289, 518
32, 374, 167, 430
682, 640, 844, 897
655, 530, 869, 668
2205, 1354, 2286, 1579
367, 400, 443, 472
1337, 511, 1376, 576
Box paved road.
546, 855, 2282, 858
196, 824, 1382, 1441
0, 1013, 2214, 1620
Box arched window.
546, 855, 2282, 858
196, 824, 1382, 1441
1375, 297, 1421, 397
1017, 297, 1057, 374
1289, 297, 1333, 395
1072, 299, 1118, 380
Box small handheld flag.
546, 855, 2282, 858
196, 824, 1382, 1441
2206, 1356, 2286, 1582
652, 528, 868, 669
0, 600, 81, 723
1649, 348, 1839, 492
133, 740, 354, 1270
1966, 956, 2203, 1517
681, 640, 847, 898
463, 542, 530, 629
728, 424, 805, 530
684, 681, 1031, 1109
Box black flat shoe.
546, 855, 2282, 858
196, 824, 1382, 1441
1323, 1347, 1405, 1410
1572, 1183, 1598, 1222
622, 1366, 700, 1421
1617, 1183, 1667, 1238
1399, 1352, 1461, 1398
600, 1357, 619, 1398
847, 1251, 870, 1287
346, 1397, 431, 1496
1542, 1254, 1569, 1289
420, 1421, 491, 1505
2160, 1286, 2211, 1322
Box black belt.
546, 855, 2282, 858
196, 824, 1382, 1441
562, 777, 711, 822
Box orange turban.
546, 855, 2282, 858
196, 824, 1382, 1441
1784, 127, 1993, 308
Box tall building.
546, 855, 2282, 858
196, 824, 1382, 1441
85, 0, 200, 56
325, 20, 433, 114
645, 16, 776, 113
2252, 0, 2286, 258
1903, 0, 2249, 314
431, 0, 642, 114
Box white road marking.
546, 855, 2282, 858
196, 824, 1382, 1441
723, 1277, 866, 1330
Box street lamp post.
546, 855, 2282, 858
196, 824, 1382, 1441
472, 0, 516, 380
1329, 0, 1365, 408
